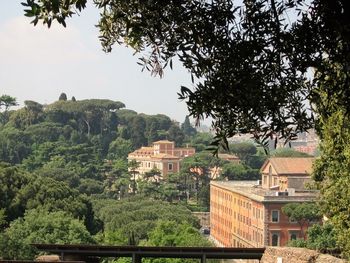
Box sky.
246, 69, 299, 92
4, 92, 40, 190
0, 1, 197, 124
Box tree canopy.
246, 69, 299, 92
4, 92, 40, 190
282, 203, 321, 239
0, 94, 219, 259
0, 209, 94, 260
21, 0, 349, 146
16, 0, 350, 258
0, 95, 17, 113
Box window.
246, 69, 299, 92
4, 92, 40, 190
271, 210, 279, 223
271, 232, 280, 246
289, 231, 299, 240
168, 163, 173, 171
273, 177, 277, 186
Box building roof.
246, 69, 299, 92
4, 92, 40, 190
152, 153, 180, 160
210, 181, 318, 203
153, 140, 174, 144
128, 147, 154, 157
260, 157, 315, 175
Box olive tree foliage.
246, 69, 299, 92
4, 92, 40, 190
21, 0, 349, 148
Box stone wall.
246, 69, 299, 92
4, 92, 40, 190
260, 247, 347, 263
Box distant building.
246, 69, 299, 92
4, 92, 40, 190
276, 129, 320, 156
128, 140, 195, 178
260, 157, 314, 191
210, 157, 318, 248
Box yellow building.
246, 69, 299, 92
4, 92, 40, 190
128, 140, 195, 178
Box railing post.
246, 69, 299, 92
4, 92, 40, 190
132, 253, 142, 263
201, 254, 206, 263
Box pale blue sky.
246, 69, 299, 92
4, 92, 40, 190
0, 1, 197, 124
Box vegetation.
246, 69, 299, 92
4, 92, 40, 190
0, 95, 218, 260
288, 223, 338, 253
93, 198, 200, 245
313, 111, 350, 258
271, 148, 312, 158
282, 203, 321, 239
0, 209, 94, 260
284, 203, 339, 253
18, 0, 350, 256
20, 0, 349, 146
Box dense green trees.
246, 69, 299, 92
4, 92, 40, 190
108, 138, 133, 160
0, 209, 94, 260
221, 163, 259, 181
146, 220, 210, 247
312, 111, 350, 258
190, 132, 213, 152
229, 142, 257, 163
93, 198, 202, 246
0, 127, 32, 164
18, 0, 350, 258
0, 95, 216, 259
287, 223, 338, 253
271, 148, 312, 157
0, 163, 31, 222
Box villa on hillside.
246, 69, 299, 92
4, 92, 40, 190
210, 157, 318, 248
128, 140, 195, 178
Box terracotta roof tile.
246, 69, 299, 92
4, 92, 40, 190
267, 157, 315, 175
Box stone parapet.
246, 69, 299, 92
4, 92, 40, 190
260, 247, 347, 263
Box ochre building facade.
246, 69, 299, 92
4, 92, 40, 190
128, 140, 195, 178
210, 157, 317, 248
